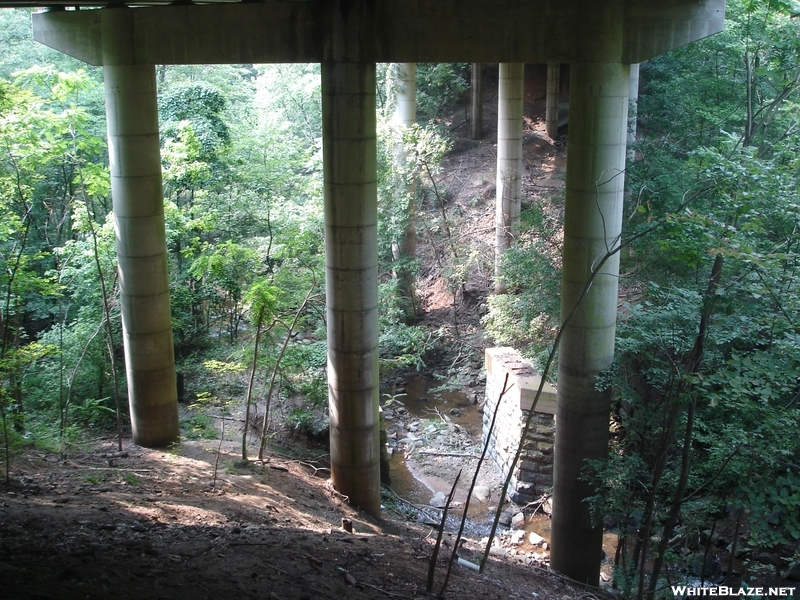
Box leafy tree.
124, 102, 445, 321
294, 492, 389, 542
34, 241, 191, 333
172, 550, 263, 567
415, 63, 469, 121
0, 9, 95, 79
0, 63, 120, 465
483, 195, 562, 370
189, 240, 262, 343
241, 278, 278, 461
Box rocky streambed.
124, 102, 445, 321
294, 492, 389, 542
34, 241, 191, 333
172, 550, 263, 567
379, 372, 557, 565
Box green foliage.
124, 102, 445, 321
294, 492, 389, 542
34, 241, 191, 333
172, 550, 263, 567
123, 473, 140, 486
483, 199, 562, 369
286, 406, 329, 440
378, 279, 436, 370
202, 359, 245, 375
584, 452, 650, 530
189, 240, 262, 342
70, 397, 115, 428
161, 63, 324, 359
278, 341, 327, 406
180, 414, 219, 440
0, 67, 115, 462
415, 64, 469, 121
574, 1, 800, 588
747, 471, 800, 550
0, 10, 97, 79
245, 279, 279, 326
160, 82, 230, 164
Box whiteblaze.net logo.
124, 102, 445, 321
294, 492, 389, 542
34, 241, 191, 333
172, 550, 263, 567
671, 586, 796, 597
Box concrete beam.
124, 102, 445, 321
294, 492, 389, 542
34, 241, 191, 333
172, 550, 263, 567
31, 9, 101, 65
32, 0, 725, 66
624, 0, 725, 63
33, 2, 322, 67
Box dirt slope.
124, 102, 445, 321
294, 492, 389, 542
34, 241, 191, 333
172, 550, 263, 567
1, 440, 594, 600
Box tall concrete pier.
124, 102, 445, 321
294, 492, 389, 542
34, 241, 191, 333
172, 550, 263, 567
101, 9, 179, 447
494, 63, 525, 294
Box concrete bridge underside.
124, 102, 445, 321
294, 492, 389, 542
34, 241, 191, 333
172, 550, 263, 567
31, 0, 724, 585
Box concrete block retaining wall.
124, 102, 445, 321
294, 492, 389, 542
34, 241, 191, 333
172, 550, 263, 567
483, 347, 556, 505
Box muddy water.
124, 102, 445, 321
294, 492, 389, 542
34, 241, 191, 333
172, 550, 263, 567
389, 373, 483, 435
383, 374, 496, 536
384, 374, 619, 572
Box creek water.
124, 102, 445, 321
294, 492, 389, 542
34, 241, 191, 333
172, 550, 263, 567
386, 372, 484, 432
382, 374, 618, 579
382, 374, 502, 537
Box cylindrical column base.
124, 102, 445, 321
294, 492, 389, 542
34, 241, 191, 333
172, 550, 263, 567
494, 63, 525, 293
546, 63, 560, 140
471, 62, 483, 140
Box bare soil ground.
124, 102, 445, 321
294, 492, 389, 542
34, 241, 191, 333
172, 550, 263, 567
1, 439, 596, 600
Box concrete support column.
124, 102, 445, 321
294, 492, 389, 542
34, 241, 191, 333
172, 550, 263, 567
102, 9, 179, 448
627, 63, 640, 160
546, 63, 560, 140
390, 63, 417, 318
322, 58, 380, 513
390, 63, 417, 263
393, 63, 416, 129
471, 63, 483, 140
550, 61, 630, 585
494, 63, 525, 294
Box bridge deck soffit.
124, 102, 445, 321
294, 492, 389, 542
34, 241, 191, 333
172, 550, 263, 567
32, 0, 725, 67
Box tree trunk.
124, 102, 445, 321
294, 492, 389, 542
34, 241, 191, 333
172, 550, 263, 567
258, 287, 314, 460
242, 312, 263, 462
646, 254, 724, 598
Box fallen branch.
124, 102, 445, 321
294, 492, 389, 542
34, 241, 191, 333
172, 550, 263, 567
295, 460, 331, 476
228, 542, 273, 547
66, 463, 152, 472
360, 581, 417, 599
382, 484, 442, 518
417, 451, 479, 458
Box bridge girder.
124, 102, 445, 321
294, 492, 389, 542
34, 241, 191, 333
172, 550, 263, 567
33, 0, 724, 67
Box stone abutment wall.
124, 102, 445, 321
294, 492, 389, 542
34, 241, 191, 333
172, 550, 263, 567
483, 347, 556, 505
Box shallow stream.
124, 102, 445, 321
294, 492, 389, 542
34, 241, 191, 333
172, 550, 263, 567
381, 373, 618, 576
382, 374, 504, 537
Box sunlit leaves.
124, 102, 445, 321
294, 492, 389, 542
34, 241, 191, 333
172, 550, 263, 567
245, 279, 279, 326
